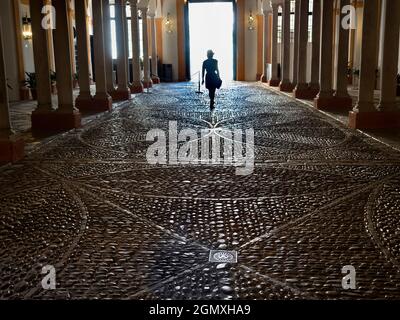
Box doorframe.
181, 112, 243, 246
185, 0, 237, 81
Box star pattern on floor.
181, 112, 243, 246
1, 82, 400, 299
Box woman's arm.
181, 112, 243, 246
215, 60, 220, 77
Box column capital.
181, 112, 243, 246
271, 2, 280, 11
130, 0, 138, 9
139, 6, 149, 14
263, 6, 272, 15
262, 0, 272, 13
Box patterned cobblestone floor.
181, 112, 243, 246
1, 82, 400, 299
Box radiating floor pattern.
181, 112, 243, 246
1, 82, 400, 299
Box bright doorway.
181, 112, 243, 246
188, 1, 235, 82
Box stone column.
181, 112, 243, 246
30, 0, 53, 131
52, 0, 81, 130
93, 0, 113, 110
75, 0, 94, 110
351, 0, 379, 114
279, 0, 293, 92
309, 0, 320, 95
349, 0, 382, 128
102, 0, 115, 94
113, 0, 131, 100
269, 2, 280, 86
0, 15, 24, 162
141, 7, 153, 88
130, 0, 144, 93
294, 0, 313, 99
333, 0, 352, 108
292, 0, 300, 87
377, 0, 400, 112
314, 0, 334, 109
349, 0, 400, 129
261, 6, 271, 82
149, 12, 160, 84
124, 6, 130, 86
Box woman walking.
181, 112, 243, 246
202, 50, 222, 109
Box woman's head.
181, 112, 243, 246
207, 50, 214, 59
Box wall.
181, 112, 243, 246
244, 0, 258, 81
0, 0, 20, 101
161, 0, 179, 81
20, 3, 35, 74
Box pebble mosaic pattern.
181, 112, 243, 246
1, 82, 400, 299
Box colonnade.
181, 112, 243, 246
1, 0, 400, 163
0, 0, 162, 161
264, 0, 400, 129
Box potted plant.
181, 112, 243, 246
73, 73, 79, 89
397, 74, 400, 97
50, 71, 57, 94
22, 72, 37, 100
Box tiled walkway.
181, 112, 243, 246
1, 82, 400, 299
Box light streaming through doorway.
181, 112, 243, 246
188, 2, 234, 82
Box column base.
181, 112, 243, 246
31, 110, 82, 132
268, 79, 280, 87
293, 86, 320, 100
0, 132, 25, 163
349, 111, 400, 129
142, 80, 153, 88
151, 76, 160, 84
314, 95, 352, 110
130, 83, 144, 93
260, 74, 268, 83
111, 89, 132, 101
92, 94, 113, 111
75, 95, 94, 111
279, 82, 294, 92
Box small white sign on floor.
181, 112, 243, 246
209, 250, 238, 263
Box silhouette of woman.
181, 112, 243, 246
202, 50, 221, 109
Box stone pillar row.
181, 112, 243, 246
1, 0, 161, 162
113, 0, 131, 101
349, 0, 400, 129
314, 0, 351, 109
279, 0, 293, 92
268, 0, 322, 96
267, 0, 400, 129
28, 0, 159, 132
30, 0, 81, 131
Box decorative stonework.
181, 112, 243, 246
1, 82, 400, 299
